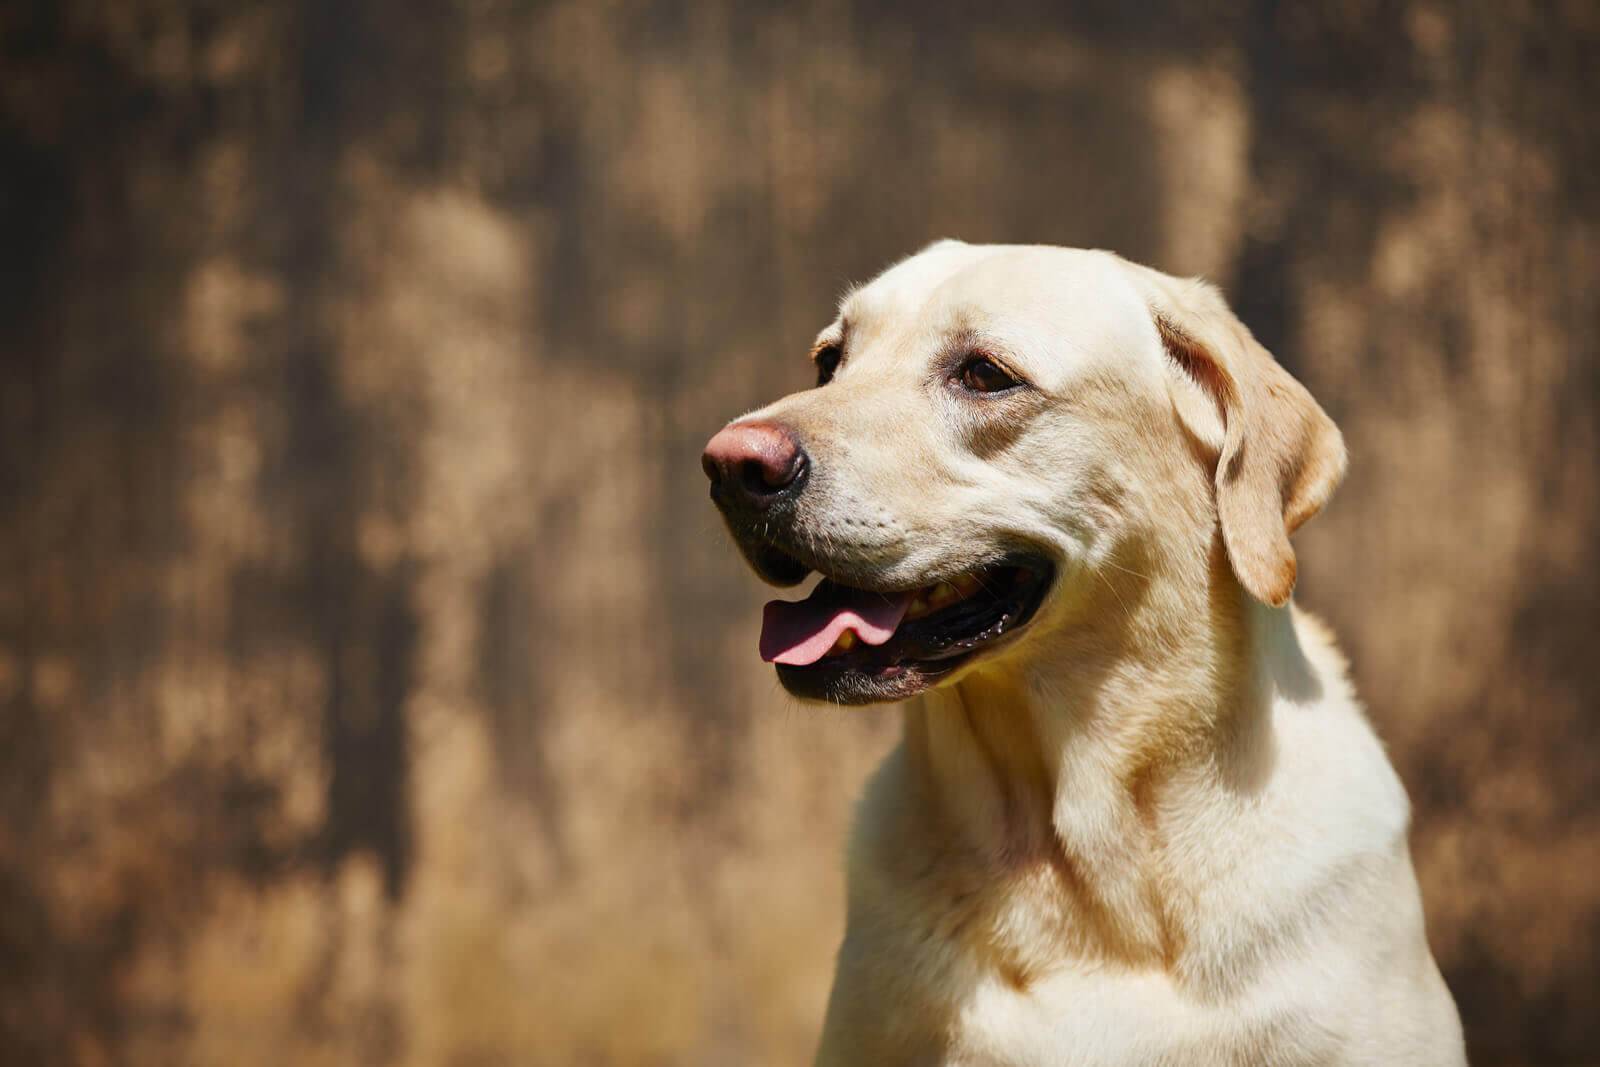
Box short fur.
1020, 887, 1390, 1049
726, 242, 1464, 1066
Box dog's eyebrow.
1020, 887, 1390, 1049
836, 283, 864, 317
810, 322, 846, 361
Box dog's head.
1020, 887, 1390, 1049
703, 241, 1345, 704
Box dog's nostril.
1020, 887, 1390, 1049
701, 452, 722, 485
738, 457, 782, 496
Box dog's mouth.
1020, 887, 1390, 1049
757, 553, 1054, 704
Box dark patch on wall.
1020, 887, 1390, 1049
478, 555, 570, 874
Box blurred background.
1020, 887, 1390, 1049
0, 1, 1595, 1064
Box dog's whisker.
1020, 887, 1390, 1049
1100, 558, 1153, 583
1094, 564, 1134, 618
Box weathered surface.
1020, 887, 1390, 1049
0, 2, 1593, 1064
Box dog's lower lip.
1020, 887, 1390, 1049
745, 542, 811, 586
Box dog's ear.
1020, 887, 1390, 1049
1125, 264, 1346, 607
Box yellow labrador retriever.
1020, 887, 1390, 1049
702, 242, 1464, 1066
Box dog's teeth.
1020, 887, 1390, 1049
829, 630, 857, 655
922, 575, 981, 615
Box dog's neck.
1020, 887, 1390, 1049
901, 542, 1307, 972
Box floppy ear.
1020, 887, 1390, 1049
1132, 268, 1346, 607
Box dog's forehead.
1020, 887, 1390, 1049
842, 244, 1156, 371
841, 241, 994, 319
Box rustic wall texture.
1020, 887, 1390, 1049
0, 1, 1595, 1064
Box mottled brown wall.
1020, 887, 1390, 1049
0, 1, 1594, 1065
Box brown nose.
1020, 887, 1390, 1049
702, 420, 808, 510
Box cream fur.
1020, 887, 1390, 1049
733, 242, 1464, 1065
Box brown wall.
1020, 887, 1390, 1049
0, 2, 1595, 1064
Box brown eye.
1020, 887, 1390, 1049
957, 355, 1020, 393
815, 343, 842, 386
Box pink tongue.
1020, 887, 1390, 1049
760, 583, 913, 666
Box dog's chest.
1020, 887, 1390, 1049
823, 924, 1364, 1066
935, 964, 1350, 1067
831, 783, 1411, 1065
835, 869, 1350, 1066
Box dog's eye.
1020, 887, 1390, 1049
957, 356, 1021, 394
814, 343, 842, 386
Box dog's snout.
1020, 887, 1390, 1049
702, 420, 808, 510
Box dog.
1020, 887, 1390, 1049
702, 241, 1465, 1066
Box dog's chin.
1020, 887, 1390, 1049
777, 656, 968, 705
749, 547, 1055, 706
740, 539, 813, 586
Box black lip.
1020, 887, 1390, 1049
774, 556, 1054, 705
709, 489, 818, 587
742, 540, 812, 586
